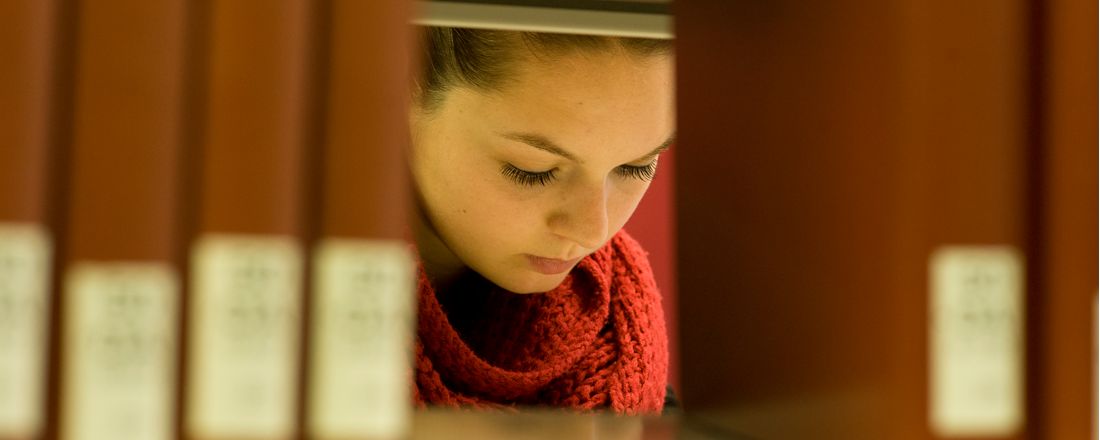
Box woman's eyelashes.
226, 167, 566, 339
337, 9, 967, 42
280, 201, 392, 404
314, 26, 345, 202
616, 162, 658, 181
500, 160, 658, 187
501, 163, 556, 187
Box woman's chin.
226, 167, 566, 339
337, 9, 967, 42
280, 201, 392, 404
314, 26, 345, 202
494, 272, 569, 294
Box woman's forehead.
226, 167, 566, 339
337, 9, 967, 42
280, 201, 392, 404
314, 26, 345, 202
506, 50, 672, 105
463, 52, 675, 160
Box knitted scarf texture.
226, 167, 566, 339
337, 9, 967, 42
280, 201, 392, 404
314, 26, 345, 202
413, 230, 668, 414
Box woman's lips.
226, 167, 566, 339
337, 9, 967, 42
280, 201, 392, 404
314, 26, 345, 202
525, 254, 582, 275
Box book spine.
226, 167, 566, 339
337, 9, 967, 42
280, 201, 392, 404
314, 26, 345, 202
306, 2, 416, 439
185, 1, 314, 438
0, 1, 59, 438
57, 1, 189, 439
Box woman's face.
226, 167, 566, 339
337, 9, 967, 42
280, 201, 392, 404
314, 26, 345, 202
411, 49, 675, 294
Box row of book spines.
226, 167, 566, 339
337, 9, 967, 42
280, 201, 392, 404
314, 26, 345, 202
0, 226, 417, 440
0, 0, 414, 239
1, 0, 415, 437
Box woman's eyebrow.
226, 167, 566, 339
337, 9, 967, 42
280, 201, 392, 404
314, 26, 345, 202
501, 132, 580, 162
635, 134, 675, 162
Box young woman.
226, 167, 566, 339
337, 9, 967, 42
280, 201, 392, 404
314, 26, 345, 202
408, 27, 675, 414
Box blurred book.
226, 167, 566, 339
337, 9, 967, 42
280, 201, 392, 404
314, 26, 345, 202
55, 1, 190, 439
306, 2, 417, 439
184, 1, 313, 439
0, 1, 60, 438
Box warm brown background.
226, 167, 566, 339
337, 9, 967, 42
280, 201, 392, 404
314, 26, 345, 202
677, 0, 1096, 439
4, 0, 1095, 439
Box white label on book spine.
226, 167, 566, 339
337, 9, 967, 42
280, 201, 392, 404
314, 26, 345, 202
0, 223, 51, 437
188, 234, 301, 438
308, 239, 415, 439
62, 263, 178, 440
929, 246, 1024, 437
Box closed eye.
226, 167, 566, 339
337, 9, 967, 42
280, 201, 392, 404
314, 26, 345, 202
615, 161, 658, 181
501, 160, 658, 187
501, 163, 556, 186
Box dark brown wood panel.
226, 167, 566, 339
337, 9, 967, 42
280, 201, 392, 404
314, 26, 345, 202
674, 0, 1069, 438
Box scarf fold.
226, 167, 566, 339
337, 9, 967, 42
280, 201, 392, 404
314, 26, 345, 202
413, 230, 668, 414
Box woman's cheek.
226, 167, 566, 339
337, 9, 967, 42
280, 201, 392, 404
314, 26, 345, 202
493, 192, 535, 236
610, 183, 649, 228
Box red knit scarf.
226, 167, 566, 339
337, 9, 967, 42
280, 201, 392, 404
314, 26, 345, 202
413, 230, 668, 414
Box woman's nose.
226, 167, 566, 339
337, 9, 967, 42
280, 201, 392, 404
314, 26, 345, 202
548, 180, 609, 251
